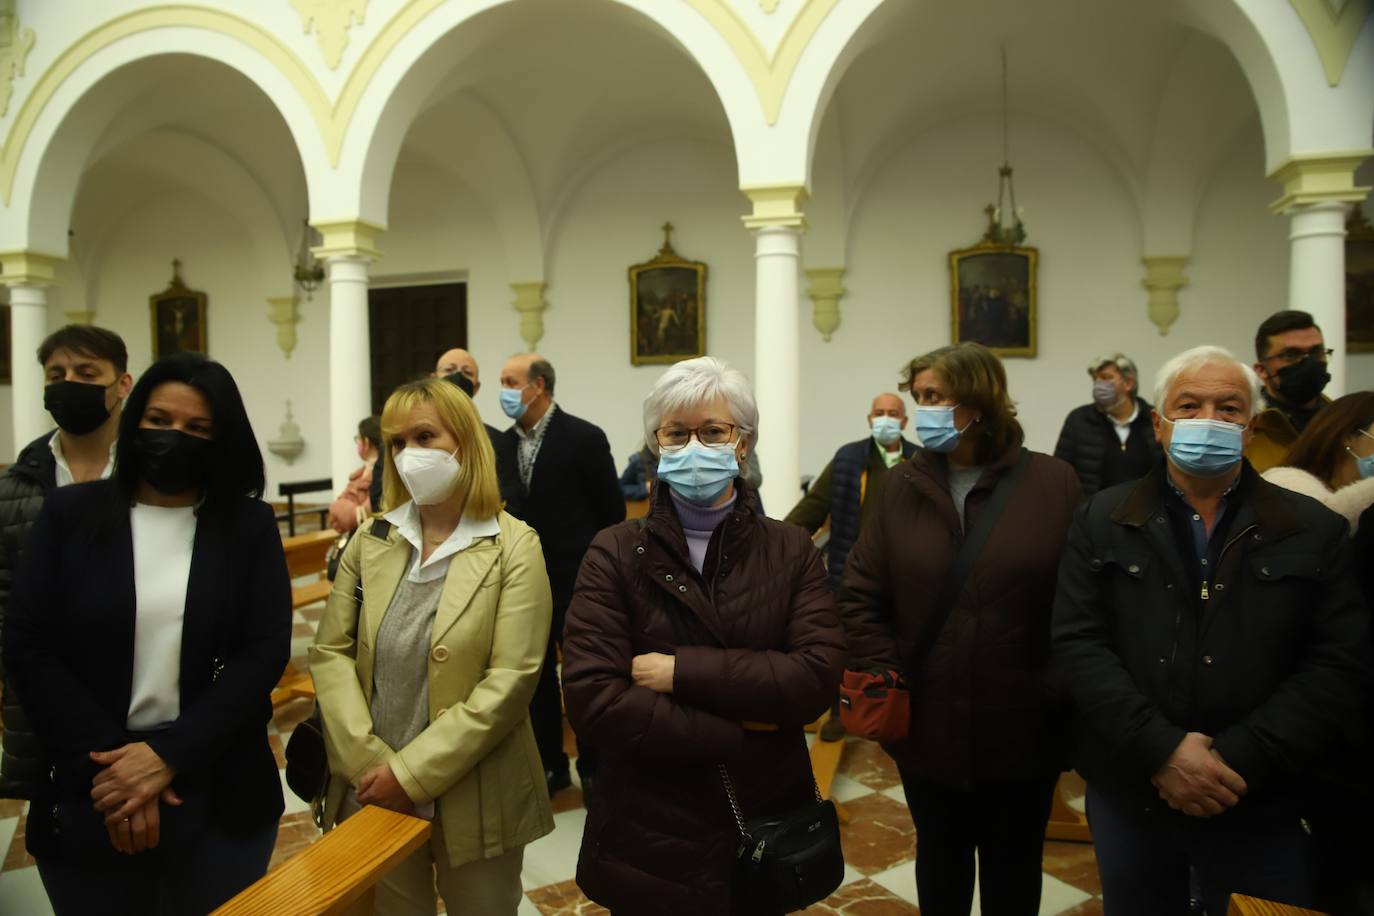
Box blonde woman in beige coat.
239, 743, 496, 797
311, 377, 554, 916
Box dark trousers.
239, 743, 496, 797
897, 772, 1058, 916
1086, 785, 1315, 916
531, 625, 598, 779
37, 819, 277, 915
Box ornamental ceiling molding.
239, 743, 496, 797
1288, 0, 1371, 85
759, 0, 782, 12
290, 0, 369, 70
0, 7, 35, 117
688, 0, 840, 123
0, 0, 838, 210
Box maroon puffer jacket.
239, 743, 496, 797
563, 482, 846, 916
838, 440, 1081, 786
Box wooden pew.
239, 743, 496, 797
1227, 894, 1329, 916
272, 529, 339, 707
212, 805, 431, 915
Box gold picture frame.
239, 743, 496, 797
150, 259, 207, 360
1347, 208, 1374, 354
629, 222, 706, 365
949, 242, 1038, 358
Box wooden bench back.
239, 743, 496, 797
1228, 895, 1329, 916
212, 805, 431, 915
281, 529, 338, 580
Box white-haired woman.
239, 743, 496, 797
561, 356, 846, 915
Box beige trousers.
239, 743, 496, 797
338, 797, 526, 916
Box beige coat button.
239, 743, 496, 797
432, 645, 450, 663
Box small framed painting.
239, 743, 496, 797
949, 243, 1038, 358
150, 260, 207, 359
629, 223, 706, 366
1347, 208, 1374, 353
0, 304, 10, 384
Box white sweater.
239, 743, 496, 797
1260, 466, 1374, 533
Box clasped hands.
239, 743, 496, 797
89, 742, 180, 855
1151, 731, 1247, 818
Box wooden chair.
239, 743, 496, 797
212, 805, 431, 915
1227, 894, 1329, 916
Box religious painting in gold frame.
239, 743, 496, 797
0, 304, 10, 384
629, 222, 706, 366
150, 259, 207, 360
1347, 208, 1374, 353
949, 243, 1038, 358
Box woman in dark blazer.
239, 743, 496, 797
4, 352, 291, 915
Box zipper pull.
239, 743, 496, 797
1200, 581, 1209, 601
751, 839, 766, 863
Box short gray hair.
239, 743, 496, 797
1088, 353, 1138, 383
1153, 345, 1264, 419
642, 356, 758, 457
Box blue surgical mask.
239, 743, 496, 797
656, 440, 739, 505
1347, 431, 1374, 480
1161, 416, 1245, 478
500, 386, 529, 420
871, 416, 903, 446
914, 405, 970, 454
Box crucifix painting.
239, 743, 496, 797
150, 259, 208, 359
628, 222, 707, 365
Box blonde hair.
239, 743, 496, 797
379, 378, 502, 519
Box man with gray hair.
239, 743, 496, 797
1054, 353, 1162, 497
1052, 345, 1369, 915
499, 353, 625, 798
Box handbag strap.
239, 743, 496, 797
904, 448, 1031, 678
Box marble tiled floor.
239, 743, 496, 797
0, 597, 1105, 915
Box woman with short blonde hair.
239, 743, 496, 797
312, 377, 553, 916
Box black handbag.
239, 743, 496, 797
720, 765, 844, 912
284, 518, 390, 826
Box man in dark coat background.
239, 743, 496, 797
500, 353, 625, 796
0, 325, 132, 800
1052, 344, 1369, 916
1054, 352, 1162, 498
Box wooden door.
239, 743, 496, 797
368, 283, 467, 414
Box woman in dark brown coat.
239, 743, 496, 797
562, 356, 846, 916
838, 343, 1081, 916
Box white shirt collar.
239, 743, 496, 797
1110, 401, 1140, 428
50, 431, 116, 488
383, 501, 501, 583
514, 401, 557, 441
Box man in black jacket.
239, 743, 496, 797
0, 325, 132, 799
1054, 353, 1162, 498
500, 353, 625, 796
1053, 344, 1369, 916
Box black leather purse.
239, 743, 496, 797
284, 518, 390, 826
720, 765, 844, 912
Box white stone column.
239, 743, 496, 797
1286, 202, 1350, 394
313, 221, 382, 489
743, 186, 807, 517
1, 252, 62, 455
9, 284, 51, 448
1268, 152, 1371, 398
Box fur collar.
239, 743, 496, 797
1261, 465, 1374, 532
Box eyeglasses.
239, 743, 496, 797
655, 423, 738, 451
1262, 346, 1334, 366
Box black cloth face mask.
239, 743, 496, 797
44, 380, 113, 436
134, 428, 213, 495
1274, 357, 1330, 405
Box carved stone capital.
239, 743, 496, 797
1141, 256, 1190, 336
804, 267, 846, 341
511, 281, 548, 351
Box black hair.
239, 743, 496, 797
37, 324, 128, 374
114, 352, 265, 507
529, 359, 556, 396
357, 416, 382, 453
1255, 310, 1321, 360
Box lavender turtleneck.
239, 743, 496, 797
670, 488, 737, 572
